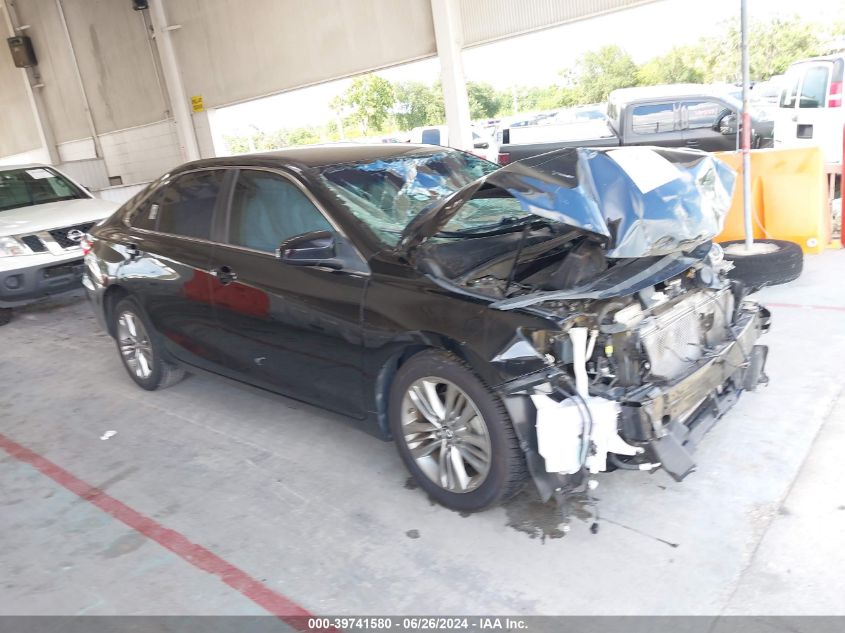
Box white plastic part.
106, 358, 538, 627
532, 326, 642, 475
532, 394, 584, 474
585, 329, 598, 362
583, 398, 640, 474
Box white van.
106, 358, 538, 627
774, 54, 844, 163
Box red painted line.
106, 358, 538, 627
767, 302, 845, 313
0, 432, 335, 631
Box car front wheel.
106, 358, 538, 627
389, 350, 527, 512
112, 297, 185, 391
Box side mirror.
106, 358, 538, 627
473, 141, 490, 150
718, 113, 738, 135
277, 230, 341, 269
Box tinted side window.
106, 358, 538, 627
631, 103, 677, 134
128, 190, 161, 231
683, 100, 726, 129
155, 171, 222, 240
798, 66, 830, 108
228, 170, 332, 253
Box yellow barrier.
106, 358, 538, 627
715, 147, 830, 254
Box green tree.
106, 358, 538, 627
466, 81, 504, 119
394, 81, 445, 129
701, 17, 822, 82
636, 45, 707, 85
339, 74, 395, 133
568, 45, 640, 104
288, 127, 321, 146
223, 134, 250, 154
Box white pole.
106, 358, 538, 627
147, 0, 200, 162
740, 0, 753, 249
430, 0, 473, 151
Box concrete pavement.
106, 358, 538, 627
1, 251, 844, 616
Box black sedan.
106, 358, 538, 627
83, 144, 770, 512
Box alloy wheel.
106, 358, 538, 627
400, 377, 492, 493
117, 311, 154, 380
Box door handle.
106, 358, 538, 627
212, 265, 238, 285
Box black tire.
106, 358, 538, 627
111, 297, 185, 391
721, 239, 803, 291
389, 350, 527, 512
0, 308, 11, 327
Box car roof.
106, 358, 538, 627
173, 143, 448, 173
609, 83, 733, 104
787, 54, 845, 66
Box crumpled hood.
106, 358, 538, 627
0, 197, 118, 236
400, 146, 736, 258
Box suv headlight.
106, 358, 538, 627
0, 236, 33, 257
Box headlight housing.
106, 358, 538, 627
0, 236, 33, 258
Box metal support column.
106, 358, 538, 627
146, 0, 199, 162
430, 0, 473, 151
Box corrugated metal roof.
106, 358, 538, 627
460, 0, 661, 47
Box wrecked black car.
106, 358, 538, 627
83, 144, 770, 512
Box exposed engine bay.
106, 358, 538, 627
408, 147, 771, 502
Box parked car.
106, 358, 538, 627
83, 144, 770, 512
408, 125, 498, 162
774, 54, 844, 163
498, 84, 774, 164
548, 103, 608, 125
0, 164, 117, 325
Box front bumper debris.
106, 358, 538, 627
501, 303, 770, 500
620, 306, 768, 480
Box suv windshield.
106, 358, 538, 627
318, 150, 507, 245
0, 167, 87, 212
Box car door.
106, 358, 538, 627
625, 101, 687, 148
122, 168, 230, 373
775, 60, 842, 162
209, 167, 368, 417
680, 98, 736, 152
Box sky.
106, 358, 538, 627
214, 0, 845, 137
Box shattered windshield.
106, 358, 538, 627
318, 150, 503, 245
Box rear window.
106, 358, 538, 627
631, 103, 677, 134
798, 66, 830, 108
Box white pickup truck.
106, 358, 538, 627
0, 164, 118, 324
